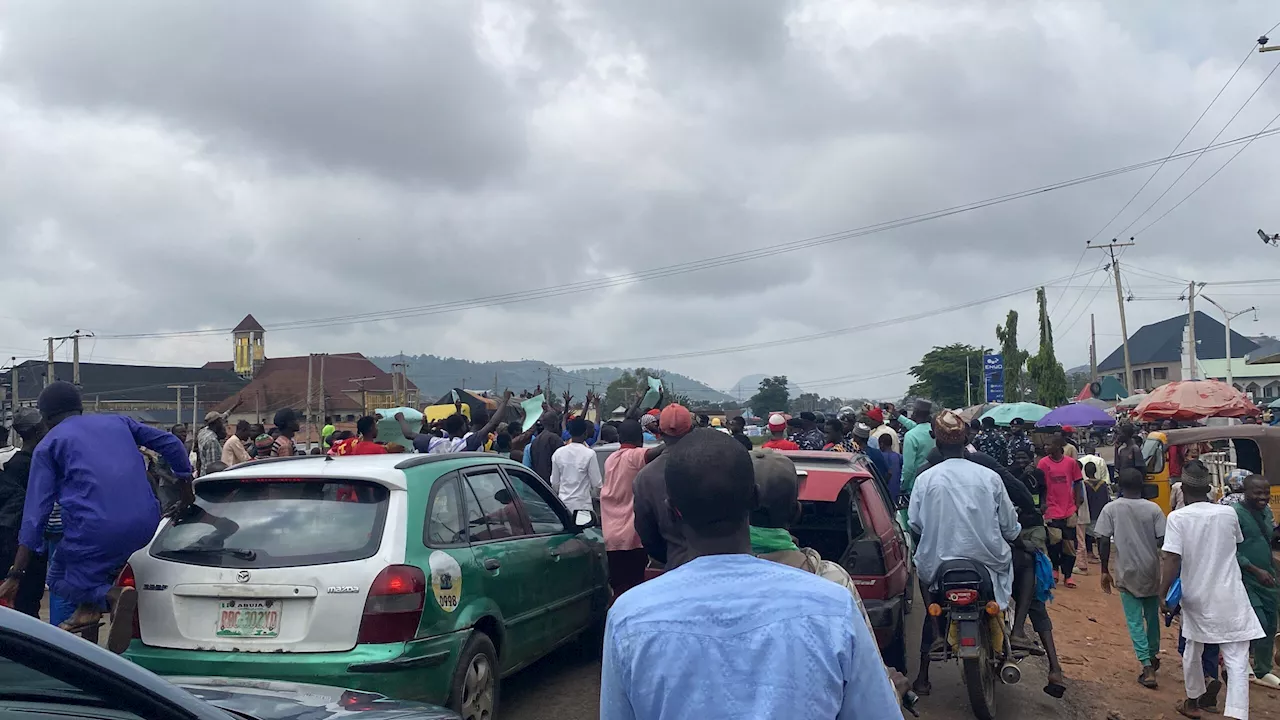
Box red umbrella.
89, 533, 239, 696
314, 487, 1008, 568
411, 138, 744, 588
1133, 380, 1260, 421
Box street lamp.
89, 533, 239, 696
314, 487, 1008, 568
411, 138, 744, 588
1260, 229, 1279, 247
1199, 295, 1257, 388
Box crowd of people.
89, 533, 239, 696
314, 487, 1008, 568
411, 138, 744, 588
4, 376, 1279, 719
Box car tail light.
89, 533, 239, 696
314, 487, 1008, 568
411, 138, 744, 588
356, 566, 426, 644
960, 637, 977, 647
115, 564, 142, 640
945, 589, 978, 606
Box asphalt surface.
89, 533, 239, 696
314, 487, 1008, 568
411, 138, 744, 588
501, 586, 1096, 720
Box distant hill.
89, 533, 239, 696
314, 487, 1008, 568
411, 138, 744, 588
369, 355, 736, 404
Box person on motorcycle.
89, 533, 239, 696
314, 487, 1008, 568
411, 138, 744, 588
922, 443, 1067, 697
746, 448, 912, 703
908, 410, 1021, 696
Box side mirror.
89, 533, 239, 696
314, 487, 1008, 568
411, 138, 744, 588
573, 509, 598, 530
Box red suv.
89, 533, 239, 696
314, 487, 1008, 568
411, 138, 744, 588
785, 450, 913, 671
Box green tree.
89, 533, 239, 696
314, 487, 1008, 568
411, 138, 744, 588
603, 370, 640, 413
1026, 288, 1070, 407
908, 344, 987, 409
1067, 370, 1091, 397
995, 310, 1030, 402
749, 376, 791, 415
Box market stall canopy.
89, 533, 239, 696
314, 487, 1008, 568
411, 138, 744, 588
1036, 403, 1116, 428
1074, 375, 1128, 402
979, 402, 1051, 427
1133, 379, 1260, 421
1115, 393, 1148, 409
1074, 397, 1112, 410
959, 402, 1000, 422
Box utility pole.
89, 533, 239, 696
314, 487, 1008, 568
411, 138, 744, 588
45, 338, 54, 387
1089, 239, 1135, 393
69, 330, 92, 386
306, 354, 315, 446
965, 353, 972, 407
348, 377, 376, 415
317, 353, 326, 428
192, 384, 199, 432
1089, 313, 1098, 381
1187, 281, 1198, 380
10, 357, 17, 409
168, 385, 189, 428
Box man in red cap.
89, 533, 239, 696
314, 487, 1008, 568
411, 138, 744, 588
762, 413, 799, 451
632, 404, 698, 569
866, 407, 900, 454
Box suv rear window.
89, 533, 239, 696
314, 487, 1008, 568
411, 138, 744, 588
152, 478, 390, 569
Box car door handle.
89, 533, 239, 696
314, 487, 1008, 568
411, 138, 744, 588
548, 548, 561, 559
483, 558, 501, 571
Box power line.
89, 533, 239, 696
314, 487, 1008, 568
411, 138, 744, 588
1052, 35, 1263, 319
1133, 103, 1280, 237
553, 268, 1098, 368
1119, 54, 1280, 236
1097, 41, 1263, 241
92, 126, 1280, 342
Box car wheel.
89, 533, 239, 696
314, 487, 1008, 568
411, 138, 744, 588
449, 632, 499, 720
881, 615, 908, 674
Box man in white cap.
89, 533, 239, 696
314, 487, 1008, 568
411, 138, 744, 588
1161, 459, 1263, 719
762, 413, 798, 451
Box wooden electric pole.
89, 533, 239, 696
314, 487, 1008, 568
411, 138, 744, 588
1089, 239, 1135, 393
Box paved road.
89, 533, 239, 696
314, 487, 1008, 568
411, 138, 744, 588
502, 586, 1095, 720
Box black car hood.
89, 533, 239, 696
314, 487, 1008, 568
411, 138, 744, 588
172, 677, 459, 720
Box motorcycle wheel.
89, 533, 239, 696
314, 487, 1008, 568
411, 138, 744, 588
962, 650, 996, 720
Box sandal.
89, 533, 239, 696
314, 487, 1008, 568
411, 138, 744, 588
106, 586, 137, 655
1043, 682, 1066, 698
1065, 578, 1078, 589
1138, 666, 1158, 689
911, 679, 932, 697
59, 620, 105, 636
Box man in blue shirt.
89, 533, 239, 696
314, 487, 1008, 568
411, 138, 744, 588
0, 382, 192, 652
601, 428, 899, 719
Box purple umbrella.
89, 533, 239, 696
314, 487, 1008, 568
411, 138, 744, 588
1035, 403, 1116, 428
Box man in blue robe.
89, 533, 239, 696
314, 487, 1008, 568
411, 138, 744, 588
0, 382, 192, 652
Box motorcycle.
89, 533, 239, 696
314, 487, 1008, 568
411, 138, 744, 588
927, 559, 1025, 720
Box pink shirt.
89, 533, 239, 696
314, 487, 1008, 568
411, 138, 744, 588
1038, 455, 1082, 521
601, 446, 647, 552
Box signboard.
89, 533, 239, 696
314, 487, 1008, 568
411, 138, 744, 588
983, 354, 1005, 403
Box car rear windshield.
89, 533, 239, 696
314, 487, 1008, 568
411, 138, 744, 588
151, 478, 390, 569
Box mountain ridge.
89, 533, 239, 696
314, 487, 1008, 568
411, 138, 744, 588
369, 355, 737, 404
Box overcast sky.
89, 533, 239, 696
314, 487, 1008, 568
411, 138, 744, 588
2, 0, 1279, 399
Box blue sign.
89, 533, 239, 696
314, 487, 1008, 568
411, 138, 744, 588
985, 382, 1005, 403
983, 353, 1005, 402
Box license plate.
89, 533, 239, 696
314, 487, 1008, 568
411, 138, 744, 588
217, 599, 281, 638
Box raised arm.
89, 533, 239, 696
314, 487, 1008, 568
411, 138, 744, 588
467, 391, 514, 451
395, 413, 420, 441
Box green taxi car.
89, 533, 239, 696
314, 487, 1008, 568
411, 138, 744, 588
120, 452, 609, 719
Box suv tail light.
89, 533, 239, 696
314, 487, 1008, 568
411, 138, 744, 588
356, 566, 426, 644
945, 589, 978, 606
114, 564, 142, 640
